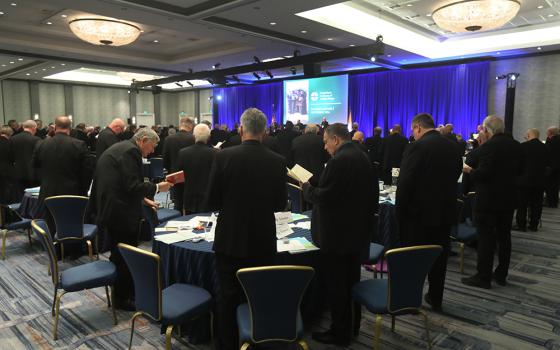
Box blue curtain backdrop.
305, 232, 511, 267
214, 61, 489, 137
213, 82, 283, 130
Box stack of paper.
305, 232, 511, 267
276, 237, 319, 253
155, 231, 199, 244
291, 213, 309, 222
287, 164, 313, 184
290, 221, 311, 230
275, 212, 294, 239
24, 187, 40, 195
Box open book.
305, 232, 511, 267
286, 164, 313, 184
214, 141, 225, 149
165, 170, 185, 184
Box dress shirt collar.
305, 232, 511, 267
242, 139, 261, 146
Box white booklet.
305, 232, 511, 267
287, 164, 313, 184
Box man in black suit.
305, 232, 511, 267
35, 120, 47, 139
302, 123, 377, 346
514, 128, 549, 232
396, 113, 462, 311
209, 124, 230, 146
290, 123, 329, 183
365, 126, 383, 165
381, 124, 408, 184
205, 108, 287, 350
177, 124, 216, 214
10, 120, 40, 200
0, 126, 14, 204
95, 118, 125, 158
92, 128, 172, 309
163, 117, 195, 211
352, 131, 369, 154
462, 116, 523, 288
320, 117, 329, 131
32, 116, 90, 232
545, 126, 560, 208
276, 121, 300, 161
8, 120, 21, 135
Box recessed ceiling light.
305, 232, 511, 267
1, 64, 5, 67
387, 54, 392, 57
537, 46, 542, 50
153, 39, 159, 43
34, 71, 37, 73
9, 61, 14, 64
406, 4, 413, 7
25, 73, 30, 76
61, 14, 67, 18
10, 3, 16, 6
426, 14, 432, 17
17, 58, 23, 61
327, 38, 333, 40
548, 14, 554, 17
46, 21, 52, 25
60, 63, 65, 66
496, 51, 501, 54
0, 11, 4, 15
42, 68, 46, 71
349, 44, 355, 46
269, 22, 276, 26
300, 30, 307, 34
537, 5, 544, 9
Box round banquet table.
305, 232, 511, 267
152, 212, 323, 344
19, 192, 40, 219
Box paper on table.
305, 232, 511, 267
277, 239, 306, 252
291, 237, 318, 252
289, 221, 311, 230
155, 227, 177, 233
291, 213, 309, 222
287, 164, 313, 183
155, 231, 198, 244
165, 221, 193, 229
276, 225, 294, 239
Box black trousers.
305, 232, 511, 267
318, 252, 362, 342
171, 184, 184, 212
475, 209, 513, 282
399, 224, 449, 308
214, 253, 273, 350
106, 220, 140, 301
545, 173, 559, 207
516, 187, 544, 229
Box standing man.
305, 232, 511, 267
0, 126, 14, 204
396, 113, 462, 311
545, 126, 560, 208
303, 123, 377, 346
32, 116, 90, 232
515, 128, 549, 232
462, 116, 523, 288
10, 120, 40, 200
290, 123, 329, 183
365, 126, 384, 165
96, 118, 125, 158
92, 128, 172, 309
162, 116, 195, 211
206, 108, 287, 350
177, 124, 216, 214
381, 124, 408, 184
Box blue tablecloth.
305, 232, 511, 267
152, 212, 322, 343
19, 192, 39, 219
377, 202, 399, 249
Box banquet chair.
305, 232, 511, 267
352, 245, 442, 350
140, 205, 181, 241
32, 220, 117, 340
149, 157, 165, 182
0, 203, 32, 260
118, 243, 213, 350
45, 195, 98, 261
287, 183, 305, 213
450, 195, 478, 274
364, 213, 385, 278
236, 265, 314, 350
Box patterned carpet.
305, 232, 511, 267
1, 208, 560, 349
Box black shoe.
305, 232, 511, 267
114, 298, 136, 311
423, 293, 442, 312
493, 274, 507, 286
461, 275, 491, 289
511, 225, 526, 232
312, 330, 350, 346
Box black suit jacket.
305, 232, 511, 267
365, 135, 383, 163
518, 138, 549, 189
262, 135, 282, 155
32, 133, 90, 205
221, 134, 241, 149
276, 129, 300, 161
546, 135, 560, 175
206, 140, 287, 258
177, 143, 217, 213
381, 133, 408, 177
0, 137, 12, 180
91, 140, 157, 230
396, 130, 462, 242
10, 131, 40, 181
162, 130, 195, 172
96, 127, 121, 158
290, 133, 329, 181
469, 133, 523, 212
303, 142, 377, 259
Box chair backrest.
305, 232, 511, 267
149, 158, 164, 179
118, 243, 162, 321
44, 195, 89, 240
385, 245, 442, 313
0, 204, 24, 227
31, 220, 59, 286
237, 265, 314, 343
287, 184, 303, 213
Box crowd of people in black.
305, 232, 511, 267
1, 110, 559, 347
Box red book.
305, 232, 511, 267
165, 170, 185, 184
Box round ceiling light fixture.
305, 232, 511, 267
69, 18, 141, 46
432, 0, 520, 33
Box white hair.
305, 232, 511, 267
193, 124, 210, 143
133, 127, 160, 143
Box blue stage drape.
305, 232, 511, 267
213, 83, 283, 130
214, 61, 489, 137
349, 62, 489, 137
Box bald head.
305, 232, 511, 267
526, 128, 540, 141
55, 116, 72, 134
352, 131, 364, 143
392, 124, 402, 134
482, 115, 504, 136
547, 126, 559, 138
109, 118, 126, 134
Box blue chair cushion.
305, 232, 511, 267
162, 283, 212, 325
352, 279, 388, 314
237, 303, 304, 343
157, 209, 181, 223
456, 223, 477, 242
60, 260, 117, 292
365, 243, 384, 264
5, 218, 31, 231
